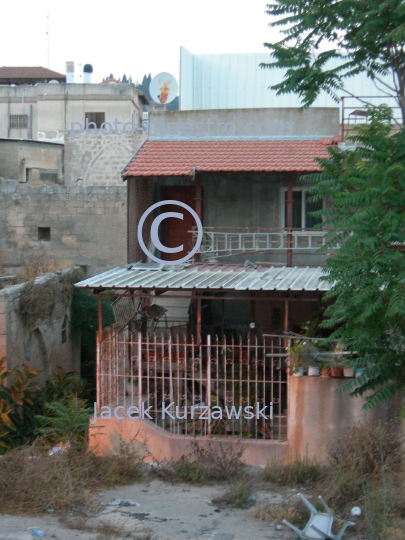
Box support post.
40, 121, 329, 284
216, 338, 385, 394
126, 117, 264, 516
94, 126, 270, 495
250, 293, 256, 341
196, 294, 202, 345
98, 294, 103, 335
96, 294, 103, 412
286, 174, 293, 267
283, 298, 290, 333
195, 174, 202, 262
207, 334, 211, 437
138, 332, 142, 414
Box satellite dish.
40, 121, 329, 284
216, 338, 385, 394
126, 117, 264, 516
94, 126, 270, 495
149, 72, 178, 105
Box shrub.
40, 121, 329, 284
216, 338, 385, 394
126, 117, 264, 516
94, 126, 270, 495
0, 357, 92, 453
213, 480, 252, 508
155, 440, 246, 484
263, 454, 323, 485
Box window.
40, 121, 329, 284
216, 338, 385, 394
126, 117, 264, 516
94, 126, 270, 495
283, 189, 323, 228
39, 170, 59, 183
9, 114, 28, 129
38, 227, 51, 241
85, 112, 105, 128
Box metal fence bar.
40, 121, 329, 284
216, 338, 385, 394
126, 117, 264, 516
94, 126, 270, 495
97, 326, 288, 441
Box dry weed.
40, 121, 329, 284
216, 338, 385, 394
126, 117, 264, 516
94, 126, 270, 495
263, 454, 323, 485
154, 440, 246, 484
252, 501, 307, 527
0, 442, 145, 515
381, 523, 405, 540
17, 253, 73, 283
60, 515, 157, 539
213, 480, 252, 508
59, 515, 124, 537
320, 421, 405, 539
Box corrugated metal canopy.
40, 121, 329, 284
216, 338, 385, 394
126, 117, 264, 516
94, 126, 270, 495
75, 264, 332, 292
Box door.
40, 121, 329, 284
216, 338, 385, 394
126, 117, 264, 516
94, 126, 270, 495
160, 186, 200, 261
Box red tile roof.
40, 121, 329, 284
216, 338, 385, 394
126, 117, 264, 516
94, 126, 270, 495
122, 139, 337, 178
0, 66, 66, 83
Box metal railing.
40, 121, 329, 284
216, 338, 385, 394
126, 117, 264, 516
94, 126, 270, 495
341, 96, 402, 141
190, 227, 337, 259
97, 325, 289, 441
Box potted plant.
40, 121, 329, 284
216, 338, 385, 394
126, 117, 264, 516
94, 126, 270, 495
286, 340, 307, 376
319, 361, 330, 377
287, 337, 320, 376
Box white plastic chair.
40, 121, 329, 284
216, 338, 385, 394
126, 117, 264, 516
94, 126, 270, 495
283, 493, 355, 540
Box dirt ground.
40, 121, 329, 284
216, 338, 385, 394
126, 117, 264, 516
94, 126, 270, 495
0, 479, 303, 540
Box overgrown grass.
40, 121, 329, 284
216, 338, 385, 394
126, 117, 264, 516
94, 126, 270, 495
0, 441, 145, 515
154, 440, 246, 484
255, 421, 405, 539
263, 454, 323, 485
321, 421, 405, 538
213, 480, 252, 508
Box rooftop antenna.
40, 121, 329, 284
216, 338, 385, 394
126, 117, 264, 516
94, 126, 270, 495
46, 13, 50, 68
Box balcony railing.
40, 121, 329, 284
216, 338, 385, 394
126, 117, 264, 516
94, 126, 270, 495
190, 227, 338, 260
341, 96, 402, 141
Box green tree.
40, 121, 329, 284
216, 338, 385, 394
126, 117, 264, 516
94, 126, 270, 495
135, 73, 152, 101
261, 0, 405, 123
305, 106, 405, 409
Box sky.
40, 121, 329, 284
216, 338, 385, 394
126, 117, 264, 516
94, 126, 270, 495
1, 1, 281, 85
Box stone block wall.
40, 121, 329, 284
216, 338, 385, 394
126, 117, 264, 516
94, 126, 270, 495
64, 132, 146, 187
0, 181, 127, 276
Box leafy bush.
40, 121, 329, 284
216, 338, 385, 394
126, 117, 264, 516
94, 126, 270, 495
0, 357, 92, 453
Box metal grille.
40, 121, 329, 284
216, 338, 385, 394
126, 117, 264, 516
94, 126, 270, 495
9, 115, 28, 128
341, 96, 402, 140
112, 295, 137, 329
97, 327, 288, 440
193, 228, 338, 258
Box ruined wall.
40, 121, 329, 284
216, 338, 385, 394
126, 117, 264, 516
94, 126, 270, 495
0, 268, 82, 384
0, 181, 127, 275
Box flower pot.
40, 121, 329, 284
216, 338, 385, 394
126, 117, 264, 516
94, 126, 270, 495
293, 367, 304, 377
321, 367, 330, 377
355, 368, 365, 377
308, 366, 320, 376
343, 368, 355, 377
330, 367, 343, 377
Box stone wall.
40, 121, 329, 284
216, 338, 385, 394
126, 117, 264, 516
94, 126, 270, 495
0, 180, 127, 275
64, 132, 146, 187
0, 267, 82, 384
0, 139, 63, 184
